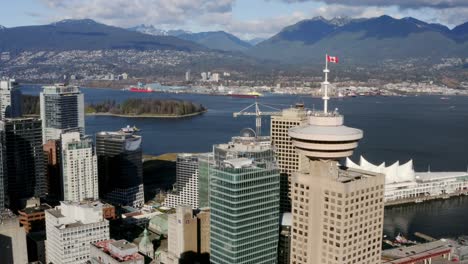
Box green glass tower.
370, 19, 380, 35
210, 129, 280, 264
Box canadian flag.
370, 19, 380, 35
327, 55, 339, 63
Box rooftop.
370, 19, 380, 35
19, 204, 52, 215
93, 240, 144, 262
382, 240, 452, 263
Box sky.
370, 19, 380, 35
0, 0, 467, 39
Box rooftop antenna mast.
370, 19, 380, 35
323, 54, 330, 114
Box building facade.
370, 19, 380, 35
45, 201, 110, 264
40, 84, 85, 143
96, 131, 144, 207
210, 130, 280, 264
164, 154, 200, 209
288, 65, 384, 264
0, 210, 28, 264
61, 132, 98, 202
0, 78, 22, 120
44, 140, 62, 201
1, 118, 46, 210
271, 104, 308, 212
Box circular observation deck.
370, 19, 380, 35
288, 113, 363, 159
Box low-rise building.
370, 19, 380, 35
90, 239, 145, 264
45, 201, 110, 264
18, 200, 52, 233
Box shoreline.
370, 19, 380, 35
85, 110, 207, 119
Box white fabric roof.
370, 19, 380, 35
346, 156, 416, 183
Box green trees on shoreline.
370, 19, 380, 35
21, 95, 206, 116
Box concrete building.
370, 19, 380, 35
164, 154, 200, 209
271, 103, 308, 212
0, 209, 28, 264
90, 239, 145, 264
61, 132, 98, 202
0, 78, 22, 120
40, 84, 85, 143
185, 70, 191, 82
96, 131, 144, 208
210, 129, 280, 264
288, 65, 384, 264
18, 199, 52, 233
158, 206, 210, 264
45, 201, 110, 264
1, 118, 46, 210
278, 213, 292, 264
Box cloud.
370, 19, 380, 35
39, 0, 235, 27
280, 0, 468, 9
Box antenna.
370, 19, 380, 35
323, 54, 330, 114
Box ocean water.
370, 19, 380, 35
21, 85, 468, 238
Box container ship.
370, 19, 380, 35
228, 91, 263, 99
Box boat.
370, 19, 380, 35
440, 97, 450, 100
129, 86, 153, 93
121, 125, 140, 133
128, 82, 153, 93
228, 91, 263, 99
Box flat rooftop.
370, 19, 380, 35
382, 240, 452, 263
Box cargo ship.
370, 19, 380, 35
228, 91, 263, 99
127, 82, 153, 93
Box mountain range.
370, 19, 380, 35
0, 19, 204, 52
128, 25, 252, 52
248, 16, 468, 64
0, 16, 467, 66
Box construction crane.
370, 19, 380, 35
233, 100, 282, 136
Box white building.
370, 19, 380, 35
346, 156, 468, 204
45, 201, 110, 264
61, 132, 99, 202
40, 84, 85, 143
0, 78, 22, 120
163, 154, 200, 209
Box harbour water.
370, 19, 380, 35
21, 85, 468, 238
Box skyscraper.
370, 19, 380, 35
0, 78, 22, 120
271, 104, 308, 212
40, 84, 84, 143
45, 201, 110, 264
96, 131, 144, 207
210, 129, 280, 264
288, 62, 384, 264
61, 132, 98, 202
1, 118, 45, 210
164, 153, 200, 209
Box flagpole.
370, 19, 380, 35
323, 53, 330, 114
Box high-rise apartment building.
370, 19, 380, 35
1, 118, 45, 210
0, 210, 28, 264
45, 201, 110, 264
61, 132, 98, 202
210, 130, 280, 264
96, 131, 144, 207
164, 153, 200, 209
40, 84, 84, 143
271, 104, 308, 212
0, 78, 22, 120
288, 65, 384, 264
